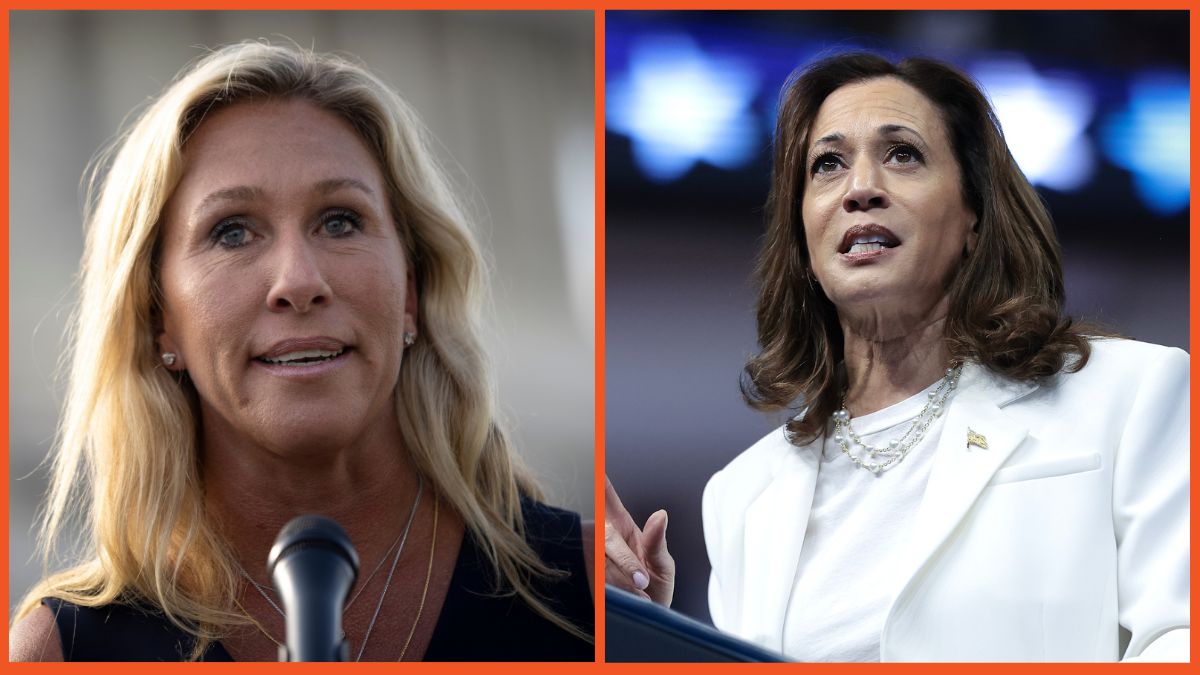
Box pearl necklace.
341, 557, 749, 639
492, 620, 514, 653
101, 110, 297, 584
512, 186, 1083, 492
831, 363, 963, 473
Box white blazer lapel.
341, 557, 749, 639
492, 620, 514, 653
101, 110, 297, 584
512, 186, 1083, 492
882, 364, 1035, 652
739, 444, 819, 651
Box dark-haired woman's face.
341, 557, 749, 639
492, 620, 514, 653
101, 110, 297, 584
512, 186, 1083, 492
801, 77, 976, 332
157, 99, 416, 457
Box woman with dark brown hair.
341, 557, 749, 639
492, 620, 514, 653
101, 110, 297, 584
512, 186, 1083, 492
605, 53, 1188, 661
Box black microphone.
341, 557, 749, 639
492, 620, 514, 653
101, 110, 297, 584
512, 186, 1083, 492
267, 515, 360, 661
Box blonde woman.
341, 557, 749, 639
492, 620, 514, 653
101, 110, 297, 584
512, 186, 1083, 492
10, 42, 594, 662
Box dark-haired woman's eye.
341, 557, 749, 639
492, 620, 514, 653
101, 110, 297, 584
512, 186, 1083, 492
887, 144, 924, 165
212, 221, 252, 249
322, 210, 363, 238
811, 153, 843, 175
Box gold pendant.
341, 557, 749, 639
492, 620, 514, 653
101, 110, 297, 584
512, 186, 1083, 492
967, 428, 988, 450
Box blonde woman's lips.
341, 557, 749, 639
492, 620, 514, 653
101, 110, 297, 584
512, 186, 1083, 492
254, 337, 352, 376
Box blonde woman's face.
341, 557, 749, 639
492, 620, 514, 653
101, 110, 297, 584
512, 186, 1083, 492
158, 99, 416, 456
801, 77, 977, 326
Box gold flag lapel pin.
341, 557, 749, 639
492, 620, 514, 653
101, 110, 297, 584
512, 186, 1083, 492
967, 428, 988, 450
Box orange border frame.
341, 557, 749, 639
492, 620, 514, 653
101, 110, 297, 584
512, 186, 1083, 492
1, 4, 1195, 675
595, 6, 609, 666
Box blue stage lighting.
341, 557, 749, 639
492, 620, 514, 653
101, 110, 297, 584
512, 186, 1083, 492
1099, 73, 1190, 217
608, 34, 763, 182
972, 59, 1096, 192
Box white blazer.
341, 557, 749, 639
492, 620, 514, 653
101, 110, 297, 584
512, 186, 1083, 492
703, 339, 1189, 661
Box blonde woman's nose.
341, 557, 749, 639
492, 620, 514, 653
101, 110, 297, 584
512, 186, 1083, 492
266, 236, 332, 313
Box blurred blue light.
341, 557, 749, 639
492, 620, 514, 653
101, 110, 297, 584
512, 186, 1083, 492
972, 59, 1096, 192
607, 34, 762, 182
1099, 74, 1190, 217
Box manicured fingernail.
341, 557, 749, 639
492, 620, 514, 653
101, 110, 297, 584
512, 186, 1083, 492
632, 570, 649, 590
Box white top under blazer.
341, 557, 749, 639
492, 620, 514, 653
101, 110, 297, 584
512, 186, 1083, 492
703, 339, 1190, 661
781, 378, 947, 661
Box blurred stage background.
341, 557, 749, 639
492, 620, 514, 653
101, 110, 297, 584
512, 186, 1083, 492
9, 11, 594, 612
605, 10, 1189, 628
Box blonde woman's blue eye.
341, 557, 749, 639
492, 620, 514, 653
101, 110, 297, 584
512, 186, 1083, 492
212, 222, 250, 248
323, 212, 361, 237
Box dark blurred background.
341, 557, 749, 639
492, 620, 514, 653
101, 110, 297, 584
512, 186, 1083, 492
605, 10, 1189, 632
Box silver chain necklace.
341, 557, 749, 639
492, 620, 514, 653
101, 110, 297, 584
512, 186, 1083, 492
237, 495, 412, 616
831, 363, 962, 473
236, 474, 424, 661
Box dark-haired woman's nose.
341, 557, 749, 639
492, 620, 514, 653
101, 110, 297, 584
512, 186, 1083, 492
842, 163, 890, 212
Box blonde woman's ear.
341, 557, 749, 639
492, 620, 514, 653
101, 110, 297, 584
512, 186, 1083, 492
404, 266, 419, 327
157, 332, 184, 370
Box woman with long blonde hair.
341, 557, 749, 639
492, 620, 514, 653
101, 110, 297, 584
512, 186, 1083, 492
11, 41, 593, 661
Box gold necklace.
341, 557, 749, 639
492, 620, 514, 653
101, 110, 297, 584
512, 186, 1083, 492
398, 494, 438, 661
234, 596, 283, 649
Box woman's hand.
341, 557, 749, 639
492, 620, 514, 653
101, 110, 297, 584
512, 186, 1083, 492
605, 475, 675, 606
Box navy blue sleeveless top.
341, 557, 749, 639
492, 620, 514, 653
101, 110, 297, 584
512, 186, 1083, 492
42, 499, 593, 661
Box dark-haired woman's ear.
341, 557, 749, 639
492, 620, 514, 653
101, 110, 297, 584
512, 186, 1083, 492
964, 219, 979, 258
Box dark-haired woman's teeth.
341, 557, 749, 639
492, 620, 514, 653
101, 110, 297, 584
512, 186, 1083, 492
849, 242, 884, 253
848, 236, 891, 254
